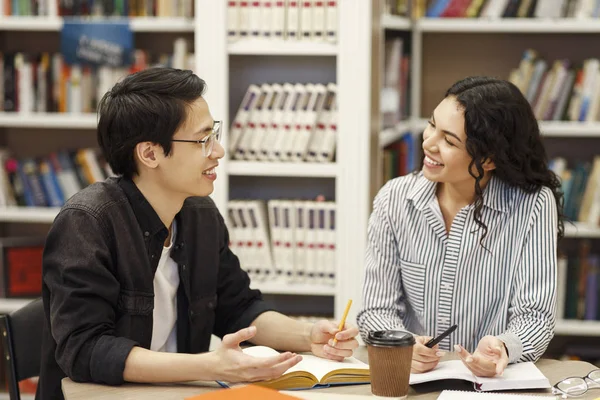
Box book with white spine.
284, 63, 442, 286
267, 199, 285, 279
300, 0, 312, 40
273, 83, 307, 161
227, 0, 239, 42
282, 84, 312, 161
292, 200, 308, 282
307, 83, 335, 162
325, 0, 338, 43
261, 0, 274, 38
249, 0, 262, 37
279, 200, 297, 282
286, 0, 301, 39
238, 0, 251, 38
291, 83, 326, 162
318, 83, 337, 162
272, 0, 286, 39
229, 84, 261, 155
324, 201, 336, 286
312, 0, 326, 41
245, 200, 274, 281
258, 83, 285, 161
245, 84, 276, 161
266, 83, 296, 161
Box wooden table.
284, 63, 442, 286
62, 347, 600, 399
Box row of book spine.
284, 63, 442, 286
0, 148, 112, 208
557, 241, 600, 321
227, 0, 337, 43
227, 199, 336, 287
3, 0, 194, 17
549, 156, 600, 227
383, 133, 417, 182
0, 39, 192, 113
421, 0, 600, 18
230, 82, 337, 163
509, 49, 600, 123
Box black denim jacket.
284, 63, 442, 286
36, 177, 272, 400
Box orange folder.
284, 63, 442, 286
185, 385, 301, 400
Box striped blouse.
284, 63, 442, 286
357, 172, 558, 363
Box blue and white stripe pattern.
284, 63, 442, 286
357, 172, 558, 363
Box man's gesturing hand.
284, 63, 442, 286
211, 326, 302, 383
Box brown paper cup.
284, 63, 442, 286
366, 330, 415, 400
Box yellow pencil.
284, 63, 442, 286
332, 299, 352, 346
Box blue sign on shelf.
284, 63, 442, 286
60, 19, 133, 67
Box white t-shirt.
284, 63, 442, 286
150, 220, 179, 353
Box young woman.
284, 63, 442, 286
357, 76, 563, 378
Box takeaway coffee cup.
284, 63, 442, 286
365, 330, 415, 399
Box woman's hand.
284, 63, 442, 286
411, 336, 445, 373
309, 320, 360, 362
454, 335, 509, 377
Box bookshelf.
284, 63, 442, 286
195, 0, 373, 322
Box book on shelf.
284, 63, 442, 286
227, 198, 336, 287
419, 0, 600, 18
3, 0, 193, 17
382, 133, 416, 182
508, 49, 600, 122
549, 156, 600, 227
409, 360, 550, 392
558, 240, 600, 321
0, 41, 193, 114
230, 82, 337, 163
0, 236, 45, 299
381, 37, 411, 127
0, 147, 114, 208
227, 0, 337, 43
218, 346, 370, 390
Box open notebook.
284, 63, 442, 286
219, 346, 370, 390
409, 360, 550, 392
437, 390, 553, 399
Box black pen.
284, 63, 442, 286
425, 324, 458, 348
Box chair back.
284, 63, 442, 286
0, 298, 44, 400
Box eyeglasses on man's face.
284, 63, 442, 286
171, 120, 222, 157
552, 369, 600, 398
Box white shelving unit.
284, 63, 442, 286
0, 16, 194, 32
196, 1, 372, 320
0, 207, 60, 223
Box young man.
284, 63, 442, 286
38, 68, 358, 399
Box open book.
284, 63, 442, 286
219, 346, 370, 390
409, 360, 550, 392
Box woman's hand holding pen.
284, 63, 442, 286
454, 335, 509, 377
411, 336, 446, 373
309, 320, 359, 362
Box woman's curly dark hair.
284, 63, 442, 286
444, 76, 564, 244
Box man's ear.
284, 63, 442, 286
135, 142, 162, 170
482, 156, 496, 172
